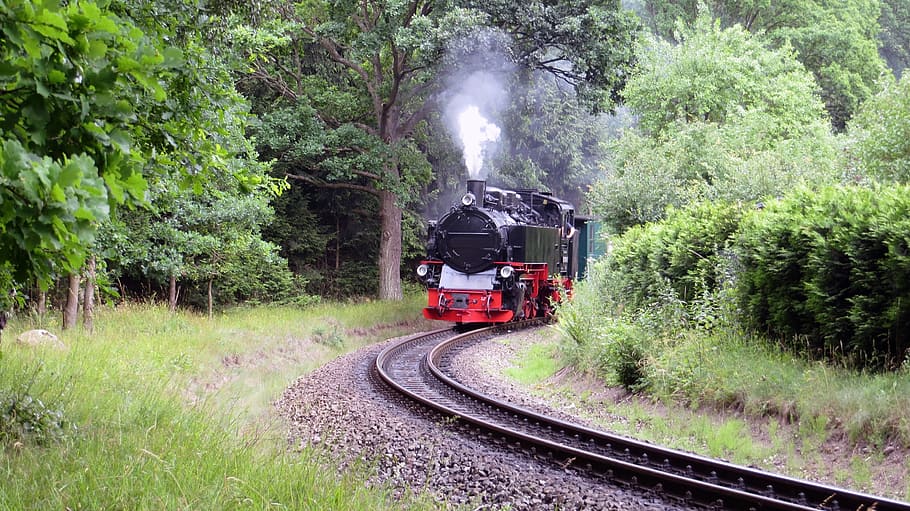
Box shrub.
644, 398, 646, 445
849, 74, 910, 183
0, 388, 72, 446
598, 320, 651, 391
599, 200, 745, 313
736, 185, 910, 369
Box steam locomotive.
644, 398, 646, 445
416, 179, 585, 324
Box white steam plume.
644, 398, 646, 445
457, 105, 501, 178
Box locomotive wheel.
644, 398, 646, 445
522, 296, 537, 319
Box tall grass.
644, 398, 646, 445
0, 296, 439, 510
557, 279, 910, 447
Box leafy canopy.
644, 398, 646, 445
849, 73, 910, 183
637, 0, 887, 130
0, 0, 276, 300
590, 16, 840, 234
0, 0, 158, 287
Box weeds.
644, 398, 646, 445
0, 388, 72, 446
557, 277, 910, 452
0, 298, 438, 510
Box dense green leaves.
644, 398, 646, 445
465, 0, 639, 111
595, 201, 745, 313
0, 0, 277, 297
1, 1, 158, 195
590, 17, 839, 234
637, 0, 887, 130
849, 73, 910, 183
0, 141, 108, 286
879, 0, 910, 77
736, 186, 910, 369
0, 0, 284, 312
625, 18, 826, 138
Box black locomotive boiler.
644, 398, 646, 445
417, 179, 584, 324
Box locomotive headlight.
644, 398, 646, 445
417, 264, 429, 278
499, 265, 514, 279
461, 192, 476, 207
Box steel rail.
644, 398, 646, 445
375, 325, 910, 510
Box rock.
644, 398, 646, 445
16, 329, 66, 350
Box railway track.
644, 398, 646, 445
373, 323, 910, 511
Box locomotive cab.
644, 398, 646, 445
417, 179, 581, 324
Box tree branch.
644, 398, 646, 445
285, 172, 379, 197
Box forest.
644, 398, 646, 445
1, 0, 909, 341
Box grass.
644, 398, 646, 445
503, 342, 560, 385
0, 296, 441, 510
649, 332, 910, 447
549, 279, 910, 497
558, 279, 910, 448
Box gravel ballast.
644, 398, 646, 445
276, 330, 688, 510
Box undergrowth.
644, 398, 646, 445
557, 279, 910, 448
0, 297, 438, 510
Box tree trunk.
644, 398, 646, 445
63, 273, 80, 330
82, 256, 96, 333
36, 279, 46, 315
169, 274, 177, 313
378, 189, 403, 300
207, 279, 213, 319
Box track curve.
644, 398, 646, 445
374, 324, 910, 511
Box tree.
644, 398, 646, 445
463, 0, 639, 112
849, 73, 910, 182
638, 0, 887, 130
0, 0, 274, 324
489, 71, 614, 210
1, 2, 152, 292
233, 1, 469, 300
233, 0, 638, 300
879, 0, 910, 78
104, 180, 295, 313
590, 17, 840, 233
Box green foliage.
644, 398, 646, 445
464, 0, 640, 111
879, 0, 910, 77
598, 320, 651, 391
0, 0, 152, 285
638, 0, 887, 130
591, 17, 840, 234
0, 142, 109, 286
625, 19, 826, 139
489, 72, 614, 209
849, 73, 910, 183
1, 368, 73, 446
598, 201, 746, 314
0, 0, 275, 300
736, 185, 910, 369
106, 182, 298, 308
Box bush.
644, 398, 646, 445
736, 185, 910, 369
849, 74, 910, 183
598, 320, 651, 391
599, 200, 745, 313
0, 388, 72, 446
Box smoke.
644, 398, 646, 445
457, 106, 501, 178
441, 29, 514, 180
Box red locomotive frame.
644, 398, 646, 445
420, 262, 573, 323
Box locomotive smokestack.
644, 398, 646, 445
467, 179, 486, 206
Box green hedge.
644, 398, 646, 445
600, 201, 746, 312
736, 185, 910, 368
